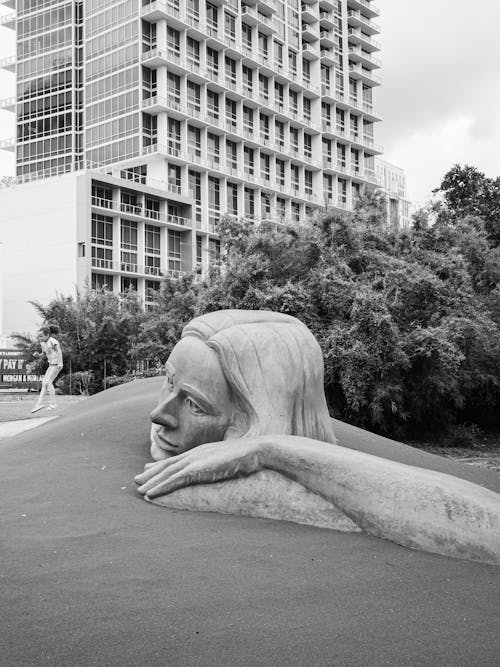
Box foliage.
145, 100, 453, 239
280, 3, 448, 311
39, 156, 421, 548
15, 168, 500, 440
144, 193, 498, 439
12, 288, 146, 393
434, 164, 500, 246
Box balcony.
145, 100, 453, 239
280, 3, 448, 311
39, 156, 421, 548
0, 10, 15, 28
319, 29, 335, 47
347, 9, 380, 35
142, 95, 170, 114
0, 137, 15, 151
0, 55, 15, 72
347, 27, 381, 52
302, 23, 318, 42
319, 11, 334, 29
320, 48, 338, 66
346, 0, 380, 19
349, 63, 381, 86
0, 96, 15, 111
302, 43, 320, 60
141, 1, 189, 28
348, 45, 381, 69
301, 4, 318, 23
141, 48, 169, 68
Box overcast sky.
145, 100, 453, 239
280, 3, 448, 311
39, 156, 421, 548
0, 1, 499, 207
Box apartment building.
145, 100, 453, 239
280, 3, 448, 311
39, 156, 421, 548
375, 157, 411, 229
0, 0, 382, 334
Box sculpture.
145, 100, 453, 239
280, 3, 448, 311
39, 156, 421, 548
135, 310, 500, 565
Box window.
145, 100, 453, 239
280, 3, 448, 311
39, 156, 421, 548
224, 11, 236, 42
244, 187, 255, 217
337, 143, 346, 170
304, 133, 312, 158
242, 23, 252, 50
260, 152, 270, 181
206, 1, 218, 31
188, 170, 202, 225
259, 113, 270, 142
242, 65, 253, 96
226, 139, 237, 171
186, 37, 200, 65
289, 89, 298, 115
92, 273, 113, 290
168, 163, 181, 191
260, 192, 271, 218
187, 125, 201, 158
145, 196, 160, 220
225, 56, 237, 89
226, 181, 238, 215
243, 105, 254, 133
145, 224, 161, 276
225, 97, 237, 130
167, 117, 181, 156
244, 146, 254, 175
168, 229, 181, 272
302, 59, 310, 83
207, 132, 220, 166
258, 32, 268, 58
290, 127, 299, 153
276, 158, 285, 186
303, 97, 311, 121
167, 27, 180, 57
91, 213, 113, 269
290, 164, 299, 191
207, 89, 219, 123
274, 40, 283, 69
187, 81, 201, 115
274, 82, 284, 110
259, 74, 269, 103
304, 169, 313, 195
206, 46, 219, 78
323, 174, 333, 201
275, 120, 285, 148
121, 220, 138, 270
209, 238, 221, 263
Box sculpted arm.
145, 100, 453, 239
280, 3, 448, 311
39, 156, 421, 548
136, 435, 500, 564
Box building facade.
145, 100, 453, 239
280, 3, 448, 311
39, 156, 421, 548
375, 157, 411, 229
0, 0, 382, 334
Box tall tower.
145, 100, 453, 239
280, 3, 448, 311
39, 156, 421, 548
1, 0, 382, 219
0, 0, 383, 333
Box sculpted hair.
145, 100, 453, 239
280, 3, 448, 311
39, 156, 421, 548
182, 310, 336, 444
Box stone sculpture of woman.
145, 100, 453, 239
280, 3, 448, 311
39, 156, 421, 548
135, 310, 500, 565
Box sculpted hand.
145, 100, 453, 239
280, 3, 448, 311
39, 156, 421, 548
134, 438, 265, 500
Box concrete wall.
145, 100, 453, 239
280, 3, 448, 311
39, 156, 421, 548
0, 173, 80, 335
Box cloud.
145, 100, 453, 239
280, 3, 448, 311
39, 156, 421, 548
376, 0, 500, 206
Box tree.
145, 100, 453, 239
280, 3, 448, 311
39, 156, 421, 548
434, 164, 500, 246
12, 288, 146, 393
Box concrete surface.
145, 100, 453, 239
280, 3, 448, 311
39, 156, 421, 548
1, 377, 499, 666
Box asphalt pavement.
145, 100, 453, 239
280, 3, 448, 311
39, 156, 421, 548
1, 377, 499, 666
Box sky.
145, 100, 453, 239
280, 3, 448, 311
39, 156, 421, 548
0, 1, 499, 207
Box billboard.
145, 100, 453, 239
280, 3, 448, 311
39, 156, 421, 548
0, 349, 42, 388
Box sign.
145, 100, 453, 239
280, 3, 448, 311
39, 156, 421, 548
0, 349, 42, 388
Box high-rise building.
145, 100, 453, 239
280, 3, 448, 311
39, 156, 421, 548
0, 0, 382, 334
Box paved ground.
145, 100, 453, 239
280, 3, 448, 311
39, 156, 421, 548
1, 377, 499, 666
0, 393, 86, 422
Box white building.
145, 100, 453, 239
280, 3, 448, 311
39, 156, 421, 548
0, 0, 383, 335
375, 157, 411, 229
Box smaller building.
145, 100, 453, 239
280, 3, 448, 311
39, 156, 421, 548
0, 165, 207, 336
375, 159, 412, 229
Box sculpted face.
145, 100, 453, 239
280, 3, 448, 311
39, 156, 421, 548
150, 336, 234, 460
